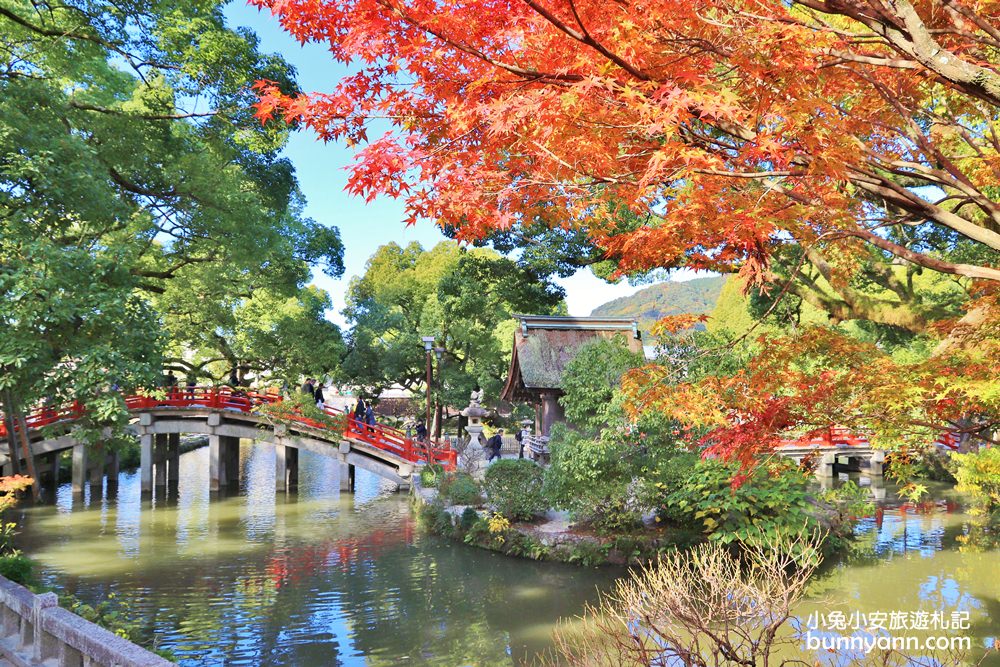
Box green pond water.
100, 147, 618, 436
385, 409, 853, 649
9, 443, 1000, 666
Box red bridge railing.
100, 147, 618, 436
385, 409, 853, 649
776, 426, 960, 451
1, 387, 457, 471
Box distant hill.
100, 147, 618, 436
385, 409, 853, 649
590, 276, 726, 337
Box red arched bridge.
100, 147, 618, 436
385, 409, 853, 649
776, 426, 959, 479
0, 387, 456, 494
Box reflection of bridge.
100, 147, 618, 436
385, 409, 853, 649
0, 388, 456, 494
776, 426, 960, 478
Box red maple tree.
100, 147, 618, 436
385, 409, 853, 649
253, 0, 1000, 454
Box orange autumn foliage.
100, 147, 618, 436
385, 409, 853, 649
0, 475, 33, 514
252, 0, 1000, 457
252, 0, 1000, 285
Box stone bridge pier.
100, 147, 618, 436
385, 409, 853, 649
813, 449, 885, 479
69, 444, 120, 495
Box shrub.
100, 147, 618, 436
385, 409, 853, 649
438, 472, 483, 506
483, 459, 546, 521
543, 427, 646, 533
418, 501, 457, 537
0, 553, 35, 586
952, 447, 1000, 515
653, 458, 819, 545
419, 466, 441, 488
459, 506, 479, 531
544, 531, 824, 666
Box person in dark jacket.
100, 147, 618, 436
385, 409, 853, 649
353, 399, 366, 426
314, 383, 326, 409
365, 404, 376, 433
415, 421, 428, 442
301, 378, 315, 400
487, 429, 503, 462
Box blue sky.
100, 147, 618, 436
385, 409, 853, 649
225, 4, 681, 326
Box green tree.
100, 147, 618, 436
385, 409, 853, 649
0, 0, 343, 470
342, 241, 563, 428
558, 337, 645, 435
158, 284, 344, 385
544, 337, 682, 532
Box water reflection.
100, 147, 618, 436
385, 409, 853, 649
12, 442, 614, 666
798, 483, 999, 666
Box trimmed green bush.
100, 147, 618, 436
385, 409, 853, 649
419, 467, 440, 488
459, 507, 479, 531
483, 459, 546, 521
0, 554, 34, 586
543, 426, 651, 533
438, 472, 482, 505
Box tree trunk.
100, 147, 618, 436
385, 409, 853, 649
0, 391, 22, 476
4, 392, 39, 499
434, 401, 443, 439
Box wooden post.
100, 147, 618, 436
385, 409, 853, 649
13, 402, 40, 500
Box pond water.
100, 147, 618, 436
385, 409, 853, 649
798, 482, 999, 666
9, 443, 1000, 666
11, 443, 613, 666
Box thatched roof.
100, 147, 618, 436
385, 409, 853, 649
500, 316, 643, 403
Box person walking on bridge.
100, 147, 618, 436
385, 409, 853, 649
365, 403, 376, 434
314, 383, 326, 410
165, 370, 178, 398
301, 378, 315, 401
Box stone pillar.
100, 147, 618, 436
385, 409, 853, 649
275, 444, 288, 492
167, 433, 180, 484
539, 392, 564, 437
868, 450, 885, 477
140, 434, 154, 492
106, 450, 119, 488
286, 446, 299, 490
816, 452, 835, 479
87, 450, 103, 489
71, 444, 87, 494
209, 434, 223, 492
154, 433, 168, 488
31, 592, 57, 663
223, 436, 240, 488
339, 461, 355, 492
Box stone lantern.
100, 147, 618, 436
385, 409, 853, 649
460, 388, 488, 475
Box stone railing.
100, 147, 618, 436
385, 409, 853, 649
0, 575, 175, 667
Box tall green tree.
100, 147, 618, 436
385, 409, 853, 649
342, 241, 564, 427
159, 284, 344, 385
0, 0, 343, 466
